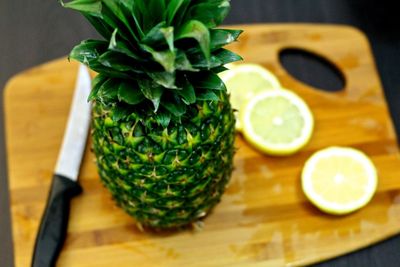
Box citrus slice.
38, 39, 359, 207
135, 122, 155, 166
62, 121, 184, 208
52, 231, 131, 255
301, 147, 378, 215
241, 89, 314, 156
220, 63, 281, 131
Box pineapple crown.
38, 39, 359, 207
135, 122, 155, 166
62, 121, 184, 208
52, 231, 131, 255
60, 0, 242, 124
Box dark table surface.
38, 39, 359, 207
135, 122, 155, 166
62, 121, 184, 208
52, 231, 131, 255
1, 1, 400, 266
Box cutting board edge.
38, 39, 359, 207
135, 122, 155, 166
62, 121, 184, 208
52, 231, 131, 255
299, 226, 400, 266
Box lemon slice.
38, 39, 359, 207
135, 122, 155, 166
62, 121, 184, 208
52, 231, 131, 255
302, 147, 378, 215
241, 89, 314, 156
220, 63, 281, 131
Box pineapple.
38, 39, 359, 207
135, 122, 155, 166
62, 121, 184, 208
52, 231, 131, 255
61, 0, 242, 229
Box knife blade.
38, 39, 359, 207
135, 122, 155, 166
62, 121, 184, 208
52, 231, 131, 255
31, 64, 92, 267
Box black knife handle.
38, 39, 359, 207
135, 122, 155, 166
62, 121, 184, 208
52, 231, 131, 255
31, 174, 82, 267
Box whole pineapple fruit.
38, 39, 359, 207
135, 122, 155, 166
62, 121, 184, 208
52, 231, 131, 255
61, 0, 242, 229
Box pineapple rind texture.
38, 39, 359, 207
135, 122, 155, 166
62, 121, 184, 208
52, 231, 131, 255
92, 91, 235, 228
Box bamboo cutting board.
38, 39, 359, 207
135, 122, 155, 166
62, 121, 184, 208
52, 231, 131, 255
5, 24, 400, 267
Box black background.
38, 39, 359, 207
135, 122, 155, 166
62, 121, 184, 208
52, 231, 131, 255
1, 1, 400, 266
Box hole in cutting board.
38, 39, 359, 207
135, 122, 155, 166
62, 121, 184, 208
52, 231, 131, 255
279, 48, 345, 92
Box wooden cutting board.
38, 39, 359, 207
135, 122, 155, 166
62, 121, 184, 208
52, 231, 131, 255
5, 24, 400, 267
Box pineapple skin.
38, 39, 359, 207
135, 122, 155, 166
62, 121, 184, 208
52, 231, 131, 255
91, 91, 235, 229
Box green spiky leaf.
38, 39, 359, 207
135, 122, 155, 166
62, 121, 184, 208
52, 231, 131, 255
122, 0, 145, 38
176, 80, 196, 105
89, 62, 134, 79
138, 80, 164, 112
148, 72, 177, 89
165, 0, 185, 25
167, 0, 191, 26
142, 22, 174, 52
60, 0, 102, 17
110, 104, 132, 122
83, 14, 113, 39
135, 0, 166, 33
102, 0, 139, 41
196, 90, 219, 101
69, 39, 107, 64
211, 66, 229, 74
97, 78, 119, 102
161, 94, 187, 117
118, 81, 144, 105
70, 40, 139, 79
62, 0, 243, 121
176, 51, 198, 71
188, 53, 222, 69
185, 0, 231, 28
214, 49, 243, 65
210, 29, 243, 49
190, 71, 226, 91
98, 51, 137, 72
141, 44, 176, 73
109, 29, 142, 60
176, 20, 210, 62
89, 74, 108, 101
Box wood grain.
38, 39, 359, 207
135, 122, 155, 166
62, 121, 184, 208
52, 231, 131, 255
5, 24, 400, 267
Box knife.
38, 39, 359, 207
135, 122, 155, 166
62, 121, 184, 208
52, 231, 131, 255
31, 64, 92, 267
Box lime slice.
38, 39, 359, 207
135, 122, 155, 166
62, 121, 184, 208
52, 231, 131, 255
241, 89, 314, 156
301, 147, 378, 215
220, 63, 281, 131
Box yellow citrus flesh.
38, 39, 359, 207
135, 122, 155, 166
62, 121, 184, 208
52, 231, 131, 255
241, 89, 314, 156
219, 63, 281, 131
301, 147, 378, 215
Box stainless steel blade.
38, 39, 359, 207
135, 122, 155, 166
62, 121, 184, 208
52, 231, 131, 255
55, 64, 92, 181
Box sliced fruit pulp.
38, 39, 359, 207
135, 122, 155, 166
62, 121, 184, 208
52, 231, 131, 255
220, 64, 281, 131
241, 89, 314, 156
227, 71, 278, 108
249, 95, 305, 144
302, 147, 378, 215
309, 155, 371, 204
